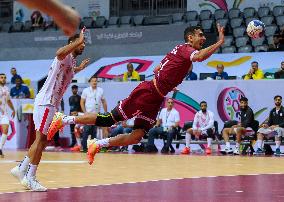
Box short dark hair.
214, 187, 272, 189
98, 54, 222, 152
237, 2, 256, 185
68, 33, 80, 44
71, 85, 78, 89
184, 26, 202, 42
200, 101, 207, 106
0, 73, 6, 76
274, 95, 282, 100
251, 61, 258, 65
240, 97, 248, 102
88, 75, 97, 82
11, 67, 16, 70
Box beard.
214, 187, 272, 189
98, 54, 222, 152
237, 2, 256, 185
275, 102, 281, 107
201, 109, 207, 113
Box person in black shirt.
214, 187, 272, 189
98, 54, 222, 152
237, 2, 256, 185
221, 97, 254, 155
255, 95, 284, 155
274, 61, 284, 79
69, 85, 81, 147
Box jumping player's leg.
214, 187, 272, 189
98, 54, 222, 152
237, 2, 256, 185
0, 119, 9, 157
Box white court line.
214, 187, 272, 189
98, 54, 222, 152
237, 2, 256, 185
0, 160, 87, 164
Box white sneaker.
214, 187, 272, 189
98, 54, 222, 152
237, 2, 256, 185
11, 166, 26, 182
233, 148, 240, 155
21, 176, 47, 192
220, 147, 233, 155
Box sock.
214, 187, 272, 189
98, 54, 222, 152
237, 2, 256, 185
62, 116, 75, 125
95, 138, 110, 148
276, 141, 281, 149
25, 164, 37, 178
207, 138, 212, 148
0, 134, 7, 150
236, 142, 240, 148
226, 142, 230, 149
185, 132, 191, 148
257, 140, 263, 149
19, 156, 30, 172
76, 137, 81, 147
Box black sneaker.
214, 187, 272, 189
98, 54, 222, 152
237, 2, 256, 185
0, 149, 4, 158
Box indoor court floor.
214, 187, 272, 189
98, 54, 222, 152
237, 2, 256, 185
1, 150, 284, 202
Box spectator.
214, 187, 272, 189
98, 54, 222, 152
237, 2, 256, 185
10, 67, 22, 84
244, 61, 264, 80
269, 34, 284, 52
80, 76, 107, 152
221, 97, 255, 155
274, 61, 284, 79
255, 95, 284, 156
181, 101, 215, 155
146, 98, 180, 153
31, 10, 44, 27
10, 78, 30, 98
69, 85, 81, 148
211, 64, 228, 80
123, 63, 140, 82
185, 64, 197, 81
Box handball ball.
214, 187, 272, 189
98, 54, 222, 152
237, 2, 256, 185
246, 20, 265, 39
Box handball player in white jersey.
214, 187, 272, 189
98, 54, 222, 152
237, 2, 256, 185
0, 73, 16, 157
11, 28, 89, 191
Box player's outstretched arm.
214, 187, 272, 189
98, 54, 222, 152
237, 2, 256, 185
192, 24, 225, 62
17, 0, 80, 36
56, 28, 85, 61
74, 58, 90, 73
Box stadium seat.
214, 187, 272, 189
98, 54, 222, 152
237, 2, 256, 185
266, 35, 274, 45
133, 15, 144, 26
273, 6, 284, 17
200, 10, 212, 20
222, 46, 236, 53
258, 7, 270, 18
23, 20, 33, 32
214, 9, 226, 20
94, 16, 106, 28
238, 45, 253, 53
254, 44, 269, 52
143, 16, 172, 25
276, 15, 284, 27
120, 16, 133, 27
1, 22, 11, 32
243, 7, 256, 18
251, 37, 265, 47
185, 11, 198, 21
245, 17, 259, 26
172, 13, 184, 24
201, 19, 213, 32
228, 8, 241, 19
233, 26, 246, 37
265, 25, 278, 36
235, 36, 249, 48
80, 17, 94, 29
106, 17, 120, 28
230, 17, 243, 28
188, 20, 200, 27
261, 16, 274, 26
10, 22, 24, 32
221, 35, 234, 48
216, 18, 228, 28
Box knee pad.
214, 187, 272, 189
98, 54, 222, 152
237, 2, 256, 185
95, 113, 115, 127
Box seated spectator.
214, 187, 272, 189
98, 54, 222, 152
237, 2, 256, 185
10, 78, 30, 98
10, 67, 22, 84
123, 63, 140, 82
274, 61, 284, 79
185, 64, 197, 80
211, 64, 228, 80
31, 10, 44, 27
146, 98, 180, 153
221, 97, 255, 155
255, 95, 284, 156
269, 34, 284, 52
181, 101, 215, 155
244, 61, 264, 80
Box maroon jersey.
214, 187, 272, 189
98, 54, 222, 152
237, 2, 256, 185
155, 44, 197, 95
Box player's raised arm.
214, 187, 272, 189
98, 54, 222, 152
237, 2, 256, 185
56, 28, 85, 61
192, 24, 225, 62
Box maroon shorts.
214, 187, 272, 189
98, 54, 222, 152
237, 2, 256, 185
112, 81, 164, 132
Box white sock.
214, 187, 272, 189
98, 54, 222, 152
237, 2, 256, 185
0, 134, 7, 150
76, 137, 81, 147
226, 142, 230, 148
95, 138, 110, 147
19, 156, 30, 172
62, 116, 75, 125
276, 141, 281, 149
185, 132, 191, 148
257, 140, 263, 149
207, 138, 212, 148
26, 164, 37, 178
236, 142, 240, 148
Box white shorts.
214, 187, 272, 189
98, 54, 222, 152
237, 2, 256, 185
33, 104, 56, 135
0, 114, 9, 125
258, 127, 284, 137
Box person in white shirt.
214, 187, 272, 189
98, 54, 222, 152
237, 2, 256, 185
146, 98, 180, 153
11, 28, 89, 192
181, 101, 215, 155
80, 76, 107, 152
0, 73, 16, 157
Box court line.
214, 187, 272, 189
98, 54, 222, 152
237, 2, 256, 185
0, 160, 87, 164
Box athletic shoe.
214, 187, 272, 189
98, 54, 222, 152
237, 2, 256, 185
253, 148, 265, 155
205, 147, 212, 155
0, 149, 4, 158
233, 148, 240, 155
21, 176, 47, 192
181, 147, 190, 154
220, 147, 233, 155
47, 112, 65, 140
87, 140, 100, 165
274, 148, 281, 156
11, 166, 26, 182
70, 145, 81, 152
